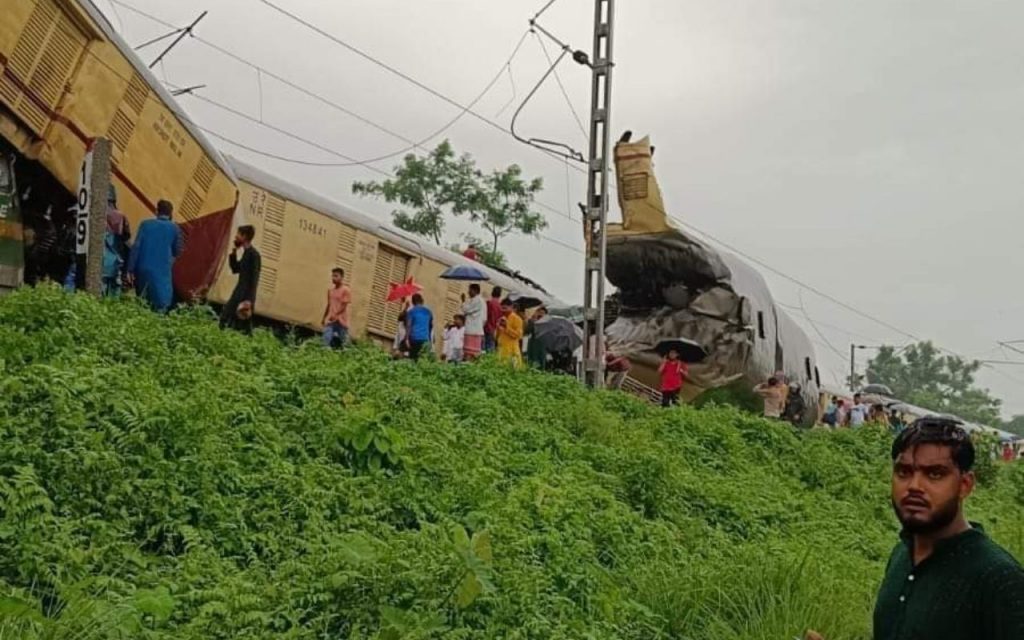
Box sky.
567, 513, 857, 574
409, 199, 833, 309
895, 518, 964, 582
95, 0, 1024, 417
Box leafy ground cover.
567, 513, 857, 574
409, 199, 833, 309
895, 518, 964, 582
0, 287, 1021, 639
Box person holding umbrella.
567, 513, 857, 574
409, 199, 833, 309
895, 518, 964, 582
658, 348, 687, 407
461, 283, 486, 360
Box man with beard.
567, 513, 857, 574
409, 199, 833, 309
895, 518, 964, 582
806, 418, 1024, 640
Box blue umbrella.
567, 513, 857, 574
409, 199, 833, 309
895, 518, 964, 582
440, 264, 490, 281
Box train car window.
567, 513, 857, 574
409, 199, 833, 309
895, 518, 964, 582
757, 311, 766, 340
804, 357, 812, 380
814, 366, 821, 388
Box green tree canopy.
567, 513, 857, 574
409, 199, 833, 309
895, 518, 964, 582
352, 141, 478, 245
1002, 415, 1024, 437
468, 165, 547, 253
352, 141, 547, 253
865, 341, 1002, 425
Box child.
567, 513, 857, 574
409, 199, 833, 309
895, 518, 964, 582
392, 310, 409, 359
443, 314, 466, 364
658, 349, 686, 408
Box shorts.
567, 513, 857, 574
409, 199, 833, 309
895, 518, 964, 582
464, 334, 483, 358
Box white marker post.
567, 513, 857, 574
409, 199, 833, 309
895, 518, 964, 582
75, 138, 111, 295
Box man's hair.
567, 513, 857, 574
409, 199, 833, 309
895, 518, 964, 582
412, 293, 424, 305
469, 283, 481, 295
238, 225, 256, 241
892, 417, 975, 473
454, 314, 465, 321
332, 267, 344, 277
157, 200, 173, 217
491, 286, 503, 298
767, 377, 778, 386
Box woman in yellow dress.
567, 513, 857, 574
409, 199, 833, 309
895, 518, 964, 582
496, 299, 524, 368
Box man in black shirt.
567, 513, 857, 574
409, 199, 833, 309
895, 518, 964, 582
220, 225, 261, 334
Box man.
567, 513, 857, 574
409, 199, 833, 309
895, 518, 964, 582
405, 293, 433, 361
321, 267, 352, 348
461, 283, 486, 360
495, 298, 524, 367
462, 244, 479, 261
484, 286, 503, 352
753, 376, 787, 419
658, 349, 686, 407
875, 418, 1024, 639
849, 393, 869, 427
127, 200, 182, 313
525, 305, 549, 369
822, 396, 839, 427
806, 419, 1024, 640
220, 225, 261, 334
101, 185, 131, 298
783, 382, 806, 426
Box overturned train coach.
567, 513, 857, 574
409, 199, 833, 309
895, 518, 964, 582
0, 0, 237, 295
605, 133, 821, 424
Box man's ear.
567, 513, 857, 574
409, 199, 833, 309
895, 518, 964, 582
960, 470, 976, 499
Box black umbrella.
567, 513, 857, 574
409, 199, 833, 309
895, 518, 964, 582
654, 338, 707, 363
508, 293, 543, 309
531, 317, 583, 354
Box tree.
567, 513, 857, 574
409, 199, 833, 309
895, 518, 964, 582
1002, 415, 1024, 437
352, 141, 478, 245
865, 341, 1002, 425
468, 165, 547, 254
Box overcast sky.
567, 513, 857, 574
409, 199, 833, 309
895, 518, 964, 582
97, 0, 1024, 417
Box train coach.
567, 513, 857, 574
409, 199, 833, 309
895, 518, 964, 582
206, 156, 564, 351
0, 0, 236, 294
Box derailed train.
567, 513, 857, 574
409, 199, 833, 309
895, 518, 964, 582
0, 0, 561, 353
1, 0, 818, 414
605, 134, 821, 424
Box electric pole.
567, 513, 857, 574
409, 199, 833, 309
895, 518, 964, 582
581, 0, 615, 388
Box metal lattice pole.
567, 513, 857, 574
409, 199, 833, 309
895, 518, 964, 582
581, 0, 615, 388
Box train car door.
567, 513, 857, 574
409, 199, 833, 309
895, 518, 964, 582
0, 154, 23, 289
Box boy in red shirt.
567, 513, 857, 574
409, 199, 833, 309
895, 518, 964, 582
658, 349, 687, 407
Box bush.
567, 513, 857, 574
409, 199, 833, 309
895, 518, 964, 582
0, 287, 1021, 639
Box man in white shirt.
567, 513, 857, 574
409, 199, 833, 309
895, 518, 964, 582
849, 393, 869, 427
460, 283, 486, 360
443, 315, 466, 363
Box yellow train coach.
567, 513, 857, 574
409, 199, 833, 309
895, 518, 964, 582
208, 157, 564, 352
0, 0, 237, 295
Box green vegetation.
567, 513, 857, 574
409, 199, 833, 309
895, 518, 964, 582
865, 342, 1002, 425
352, 140, 547, 252
0, 288, 1021, 639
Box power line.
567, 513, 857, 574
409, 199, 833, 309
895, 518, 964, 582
111, 0, 533, 169
533, 31, 588, 142
110, 0, 583, 226
254, 0, 582, 170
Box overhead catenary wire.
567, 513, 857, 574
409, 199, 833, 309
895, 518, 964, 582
533, 31, 589, 142
253, 0, 582, 170
108, 1, 582, 226
69, 40, 584, 258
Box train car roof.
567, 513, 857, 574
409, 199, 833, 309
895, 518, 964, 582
79, 0, 237, 183
224, 155, 566, 307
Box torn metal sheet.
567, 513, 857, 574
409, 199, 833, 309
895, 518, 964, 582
604, 133, 820, 423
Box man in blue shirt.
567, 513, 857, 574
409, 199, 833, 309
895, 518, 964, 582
405, 293, 433, 361
127, 200, 182, 313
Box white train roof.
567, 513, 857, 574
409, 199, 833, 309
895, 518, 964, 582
225, 155, 565, 307
80, 0, 237, 183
